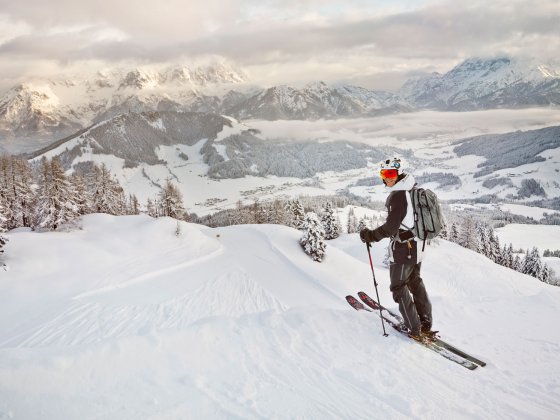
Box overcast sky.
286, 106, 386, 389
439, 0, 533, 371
0, 0, 559, 92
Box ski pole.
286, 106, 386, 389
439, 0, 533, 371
366, 242, 388, 337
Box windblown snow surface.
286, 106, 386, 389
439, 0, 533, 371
0, 214, 559, 419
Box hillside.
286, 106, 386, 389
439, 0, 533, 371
0, 215, 559, 419
25, 109, 560, 217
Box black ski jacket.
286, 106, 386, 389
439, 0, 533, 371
362, 180, 421, 264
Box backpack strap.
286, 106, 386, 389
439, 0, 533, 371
411, 187, 429, 252
399, 189, 414, 232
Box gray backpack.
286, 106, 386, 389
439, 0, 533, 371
409, 187, 445, 242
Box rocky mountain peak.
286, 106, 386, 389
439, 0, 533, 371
165, 67, 193, 83
453, 57, 511, 73
118, 69, 162, 90
194, 62, 247, 85
0, 84, 59, 119
399, 56, 560, 109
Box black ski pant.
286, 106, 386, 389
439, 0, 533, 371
389, 262, 432, 334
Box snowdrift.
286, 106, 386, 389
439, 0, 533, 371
0, 214, 559, 419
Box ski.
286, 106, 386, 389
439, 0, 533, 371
347, 294, 478, 370
358, 291, 403, 323
346, 295, 372, 312
358, 291, 486, 368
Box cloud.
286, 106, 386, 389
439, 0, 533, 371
0, 0, 558, 91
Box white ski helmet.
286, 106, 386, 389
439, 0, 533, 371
379, 157, 403, 172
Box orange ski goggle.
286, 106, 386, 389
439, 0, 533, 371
380, 169, 398, 180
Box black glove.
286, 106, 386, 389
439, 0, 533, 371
360, 228, 383, 243
360, 228, 373, 243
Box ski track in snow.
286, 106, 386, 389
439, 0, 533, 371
72, 246, 225, 300
12, 272, 287, 348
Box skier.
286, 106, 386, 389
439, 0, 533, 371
359, 158, 432, 339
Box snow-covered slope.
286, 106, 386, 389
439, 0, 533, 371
27, 110, 397, 214
0, 214, 559, 419
400, 57, 560, 110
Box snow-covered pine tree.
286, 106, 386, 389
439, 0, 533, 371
300, 212, 327, 262
347, 207, 358, 234
284, 200, 294, 221
502, 243, 515, 269
128, 194, 140, 215
522, 247, 543, 279
333, 208, 342, 239
531, 249, 544, 280
92, 163, 124, 215
477, 223, 490, 258
231, 200, 247, 224
0, 156, 34, 229
35, 157, 51, 227
0, 158, 11, 230
159, 178, 186, 220
539, 263, 551, 284
321, 202, 341, 240
459, 217, 478, 251
70, 172, 91, 215
439, 220, 448, 239
13, 157, 34, 228
260, 203, 275, 224
36, 157, 80, 230
291, 199, 305, 230
357, 216, 369, 233
116, 189, 128, 216
488, 229, 502, 264
520, 249, 530, 274
0, 198, 8, 254
513, 254, 522, 272
146, 198, 157, 218
449, 222, 459, 243
252, 200, 267, 224
268, 200, 286, 225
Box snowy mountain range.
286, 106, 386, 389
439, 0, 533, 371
2, 56, 559, 144
0, 62, 251, 143
401, 57, 560, 110
225, 82, 410, 120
